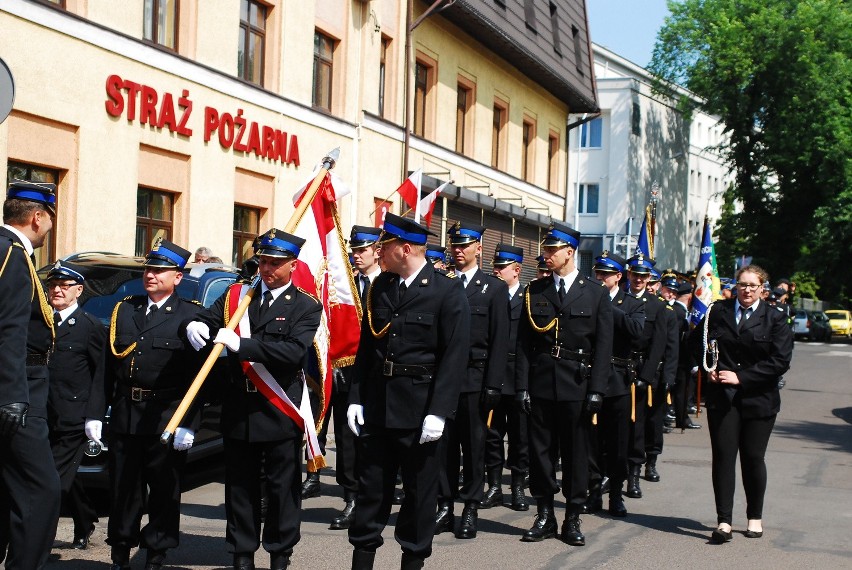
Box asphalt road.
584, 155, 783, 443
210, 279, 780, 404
49, 339, 852, 569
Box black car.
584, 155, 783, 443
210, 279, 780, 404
39, 252, 238, 490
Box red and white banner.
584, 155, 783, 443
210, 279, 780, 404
418, 180, 450, 227
396, 168, 423, 219
290, 167, 361, 443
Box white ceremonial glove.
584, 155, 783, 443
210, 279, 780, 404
347, 404, 364, 437
173, 427, 195, 451
419, 414, 445, 444
84, 419, 103, 445
691, 366, 699, 375
186, 321, 210, 351
214, 328, 241, 352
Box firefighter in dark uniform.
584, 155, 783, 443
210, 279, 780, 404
483, 243, 530, 512
425, 244, 447, 270
45, 261, 104, 550
535, 254, 550, 279
586, 252, 645, 517
185, 229, 322, 570
515, 223, 613, 546
435, 223, 507, 539
660, 276, 701, 430
96, 239, 202, 570
347, 214, 469, 570
0, 181, 60, 570
624, 254, 670, 499
324, 225, 384, 530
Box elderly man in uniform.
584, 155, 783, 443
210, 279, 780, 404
435, 223, 507, 540
586, 252, 645, 517
515, 222, 613, 546
347, 213, 469, 570
185, 229, 321, 570
0, 181, 61, 570
46, 261, 105, 551
92, 239, 202, 570
483, 244, 530, 512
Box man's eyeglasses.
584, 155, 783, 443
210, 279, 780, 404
48, 282, 80, 291
736, 283, 761, 291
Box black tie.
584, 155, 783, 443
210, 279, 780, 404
360, 275, 370, 304
738, 306, 750, 329
558, 279, 566, 301
146, 304, 158, 324
261, 290, 274, 315
461, 274, 468, 287
53, 311, 61, 326
399, 280, 407, 299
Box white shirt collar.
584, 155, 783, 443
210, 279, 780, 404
147, 294, 173, 311
401, 260, 428, 288
455, 266, 479, 287
735, 298, 760, 314
508, 282, 521, 299
553, 269, 579, 292
261, 280, 293, 301
2, 224, 33, 255
55, 303, 78, 324
361, 266, 381, 283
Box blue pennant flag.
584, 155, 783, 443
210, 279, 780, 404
690, 218, 721, 326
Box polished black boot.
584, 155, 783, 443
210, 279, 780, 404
351, 549, 375, 570
330, 493, 357, 530
626, 465, 642, 498
608, 490, 627, 517
560, 512, 585, 546
270, 551, 291, 570
434, 501, 454, 535
582, 487, 602, 514
645, 456, 660, 482
510, 472, 529, 511
400, 552, 425, 570
456, 502, 478, 539
301, 471, 321, 499
72, 524, 95, 550
110, 545, 131, 570
521, 499, 557, 542
144, 548, 166, 570
479, 468, 504, 509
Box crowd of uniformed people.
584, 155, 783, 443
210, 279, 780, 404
0, 180, 792, 570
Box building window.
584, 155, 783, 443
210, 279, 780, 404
413, 58, 434, 138
233, 205, 260, 267
456, 80, 474, 155
632, 101, 641, 136
549, 3, 562, 55
577, 250, 593, 276
492, 100, 508, 170
312, 31, 335, 112
524, 0, 537, 32
136, 188, 174, 256
36, 0, 66, 7
547, 131, 559, 192
143, 0, 179, 50
580, 117, 602, 148
378, 37, 390, 118
238, 0, 266, 85
522, 118, 536, 183
5, 161, 59, 268
572, 25, 584, 74
578, 183, 599, 214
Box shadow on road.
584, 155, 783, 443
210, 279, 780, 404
773, 411, 852, 454
609, 512, 710, 541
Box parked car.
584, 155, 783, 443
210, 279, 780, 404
792, 309, 832, 342
824, 309, 852, 340
38, 252, 239, 490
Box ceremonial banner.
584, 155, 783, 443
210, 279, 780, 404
690, 217, 721, 326
290, 168, 361, 437
417, 180, 450, 227
396, 168, 423, 219
636, 206, 653, 258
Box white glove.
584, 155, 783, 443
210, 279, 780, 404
84, 419, 103, 445
419, 414, 445, 444
173, 427, 195, 451
691, 366, 699, 375
214, 328, 240, 352
186, 321, 210, 351
347, 404, 364, 436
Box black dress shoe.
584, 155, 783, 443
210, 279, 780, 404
743, 529, 763, 538
455, 503, 478, 539
644, 460, 660, 483
72, 524, 95, 549
234, 553, 255, 570
710, 527, 733, 543
300, 472, 321, 499
110, 546, 131, 570
521, 510, 558, 542
400, 552, 425, 570
560, 513, 585, 546
680, 422, 702, 430
608, 494, 627, 517
329, 500, 356, 530
509, 474, 529, 511
480, 485, 504, 509
434, 503, 454, 535
582, 489, 602, 514
393, 487, 405, 505
270, 551, 291, 570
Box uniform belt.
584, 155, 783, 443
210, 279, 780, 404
507, 353, 516, 362
537, 345, 590, 363
468, 358, 487, 368
120, 386, 182, 402
382, 360, 435, 376
25, 352, 51, 366
611, 356, 633, 368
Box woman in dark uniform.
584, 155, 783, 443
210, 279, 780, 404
693, 265, 793, 543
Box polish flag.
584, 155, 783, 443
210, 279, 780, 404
396, 168, 423, 219
417, 180, 451, 227
290, 167, 361, 445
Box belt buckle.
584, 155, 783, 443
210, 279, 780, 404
246, 378, 257, 392
131, 387, 144, 402
383, 360, 394, 376
551, 345, 562, 359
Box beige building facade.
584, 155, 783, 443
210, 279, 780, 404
1, 0, 597, 278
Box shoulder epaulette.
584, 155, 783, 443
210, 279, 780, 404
122, 295, 134, 302
665, 304, 674, 310
297, 287, 320, 303
189, 299, 203, 306
444, 271, 456, 279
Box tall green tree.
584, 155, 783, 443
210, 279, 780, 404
649, 0, 852, 304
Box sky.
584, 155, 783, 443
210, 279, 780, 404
586, 0, 673, 68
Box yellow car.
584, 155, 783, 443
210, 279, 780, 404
825, 309, 852, 339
